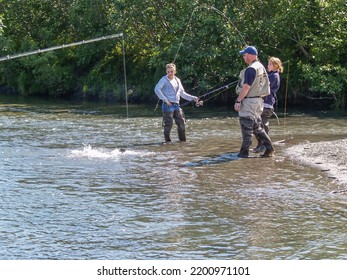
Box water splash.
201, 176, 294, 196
68, 145, 153, 159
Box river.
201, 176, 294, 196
0, 96, 346, 259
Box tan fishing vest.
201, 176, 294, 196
236, 61, 270, 97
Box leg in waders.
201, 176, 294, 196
254, 108, 273, 153
253, 117, 275, 157
238, 117, 254, 158
174, 108, 186, 141
162, 111, 174, 143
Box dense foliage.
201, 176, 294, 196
0, 0, 346, 109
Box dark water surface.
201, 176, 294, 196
1, 97, 346, 259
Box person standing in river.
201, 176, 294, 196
253, 56, 284, 152
154, 63, 199, 144
234, 46, 275, 158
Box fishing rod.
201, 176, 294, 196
170, 5, 246, 107
0, 32, 130, 117
0, 33, 123, 62
156, 5, 246, 111
154, 80, 238, 111
181, 79, 239, 107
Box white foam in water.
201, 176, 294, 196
69, 145, 152, 159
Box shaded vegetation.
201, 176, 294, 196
0, 0, 346, 109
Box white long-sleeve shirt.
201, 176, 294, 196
154, 75, 196, 103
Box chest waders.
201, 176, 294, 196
236, 62, 274, 157
162, 103, 186, 142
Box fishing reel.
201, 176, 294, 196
195, 100, 204, 107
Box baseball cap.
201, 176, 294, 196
239, 46, 258, 55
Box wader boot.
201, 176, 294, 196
164, 134, 171, 143
177, 129, 186, 142
261, 149, 274, 157
253, 137, 265, 153
256, 130, 275, 157
237, 147, 249, 158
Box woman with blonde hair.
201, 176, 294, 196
154, 63, 199, 143
254, 56, 284, 152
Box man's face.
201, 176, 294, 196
243, 53, 250, 63
243, 53, 255, 64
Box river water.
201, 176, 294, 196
0, 97, 346, 260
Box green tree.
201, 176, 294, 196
0, 0, 124, 100
298, 0, 347, 109
0, 0, 75, 96
0, 0, 346, 109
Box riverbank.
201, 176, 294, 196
285, 139, 347, 193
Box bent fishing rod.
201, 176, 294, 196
0, 33, 123, 62
181, 79, 239, 107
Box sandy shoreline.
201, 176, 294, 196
284, 139, 347, 193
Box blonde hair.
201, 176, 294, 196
166, 63, 176, 71
268, 57, 284, 73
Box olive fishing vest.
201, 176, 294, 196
236, 61, 270, 98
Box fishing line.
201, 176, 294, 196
155, 80, 238, 111
159, 6, 246, 110
0, 33, 129, 117
200, 6, 247, 46
283, 60, 290, 141
173, 5, 247, 63
173, 7, 197, 64
180, 80, 239, 107
274, 60, 292, 144
198, 86, 230, 104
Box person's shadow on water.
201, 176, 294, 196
181, 152, 242, 167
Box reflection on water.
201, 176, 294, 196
0, 98, 346, 259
